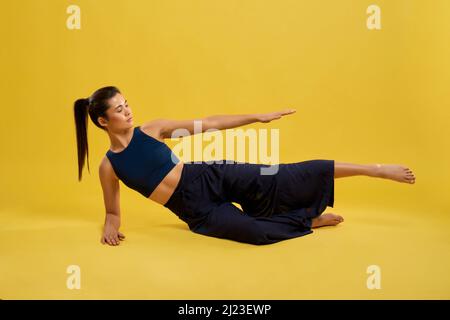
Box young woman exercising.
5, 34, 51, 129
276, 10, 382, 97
73, 86, 416, 246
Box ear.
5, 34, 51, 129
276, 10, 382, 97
98, 116, 108, 127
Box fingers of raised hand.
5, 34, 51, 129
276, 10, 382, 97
281, 109, 296, 116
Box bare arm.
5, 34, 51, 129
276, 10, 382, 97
99, 158, 125, 246
152, 108, 296, 139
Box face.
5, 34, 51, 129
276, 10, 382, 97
105, 93, 134, 128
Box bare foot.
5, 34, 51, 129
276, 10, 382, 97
312, 213, 344, 228
374, 164, 416, 184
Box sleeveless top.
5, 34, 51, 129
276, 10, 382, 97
106, 126, 180, 198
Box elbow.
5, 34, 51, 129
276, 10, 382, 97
204, 117, 220, 131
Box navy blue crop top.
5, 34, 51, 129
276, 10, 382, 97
106, 126, 180, 198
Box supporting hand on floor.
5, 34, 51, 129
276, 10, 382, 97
101, 213, 126, 246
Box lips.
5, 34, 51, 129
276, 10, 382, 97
127, 117, 133, 122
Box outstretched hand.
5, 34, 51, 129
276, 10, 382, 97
257, 109, 296, 123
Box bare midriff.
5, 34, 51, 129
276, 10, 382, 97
148, 161, 184, 206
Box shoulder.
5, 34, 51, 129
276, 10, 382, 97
99, 156, 119, 180
140, 119, 166, 143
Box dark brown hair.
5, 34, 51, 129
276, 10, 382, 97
73, 86, 121, 181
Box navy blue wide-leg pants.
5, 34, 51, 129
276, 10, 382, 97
163, 159, 335, 245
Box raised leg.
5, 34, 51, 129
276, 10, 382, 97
334, 161, 416, 184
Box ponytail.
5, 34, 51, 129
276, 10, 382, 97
74, 98, 91, 181
73, 86, 121, 181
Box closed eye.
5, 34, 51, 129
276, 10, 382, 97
117, 104, 129, 112
115, 100, 128, 112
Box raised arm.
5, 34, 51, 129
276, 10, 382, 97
148, 109, 296, 139
98, 157, 126, 246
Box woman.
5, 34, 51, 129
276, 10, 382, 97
74, 86, 416, 246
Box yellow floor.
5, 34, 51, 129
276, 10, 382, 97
1, 203, 449, 299
1, 0, 450, 300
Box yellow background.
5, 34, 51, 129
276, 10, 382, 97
1, 0, 449, 299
